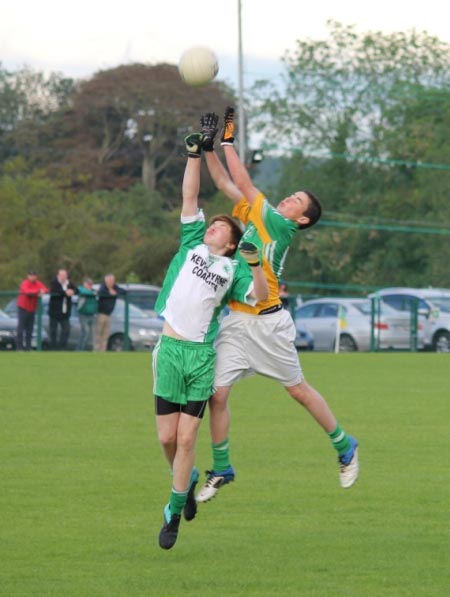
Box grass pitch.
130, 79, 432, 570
1, 353, 449, 596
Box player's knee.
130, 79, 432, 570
210, 387, 230, 409
176, 429, 196, 453
158, 428, 177, 449
286, 380, 310, 404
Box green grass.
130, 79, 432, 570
1, 353, 449, 596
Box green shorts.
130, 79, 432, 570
152, 335, 216, 404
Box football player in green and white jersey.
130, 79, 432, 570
154, 132, 268, 550
194, 109, 359, 505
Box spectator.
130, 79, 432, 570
16, 270, 48, 351
279, 281, 291, 310
77, 277, 97, 351
94, 274, 124, 351
48, 269, 77, 350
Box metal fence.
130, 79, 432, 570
1, 288, 421, 353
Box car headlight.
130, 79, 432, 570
0, 330, 14, 337
138, 328, 158, 338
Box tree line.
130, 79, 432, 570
1, 21, 450, 293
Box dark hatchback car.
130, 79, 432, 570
0, 308, 50, 350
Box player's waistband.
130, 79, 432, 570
258, 304, 283, 315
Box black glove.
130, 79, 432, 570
200, 112, 219, 152
221, 106, 235, 146
239, 241, 260, 267
184, 133, 203, 158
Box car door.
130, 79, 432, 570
381, 294, 431, 346
295, 303, 322, 349
296, 302, 338, 351
314, 303, 340, 350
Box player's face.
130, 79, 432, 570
277, 191, 311, 226
204, 220, 235, 254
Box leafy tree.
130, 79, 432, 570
0, 158, 183, 290
249, 22, 450, 291
42, 63, 235, 197
0, 65, 74, 163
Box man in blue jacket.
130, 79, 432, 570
94, 274, 125, 351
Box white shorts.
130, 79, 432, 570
214, 308, 303, 388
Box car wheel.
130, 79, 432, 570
338, 334, 358, 352
107, 334, 133, 351
108, 334, 124, 351
433, 330, 450, 353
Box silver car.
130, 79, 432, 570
295, 297, 421, 352
372, 287, 450, 352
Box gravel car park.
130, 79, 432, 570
295, 297, 422, 352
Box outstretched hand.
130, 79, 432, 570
184, 133, 203, 158
239, 241, 260, 267
221, 106, 235, 146
200, 112, 219, 152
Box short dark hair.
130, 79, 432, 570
299, 190, 322, 230
209, 214, 244, 257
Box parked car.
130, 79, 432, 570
295, 297, 421, 352
0, 308, 50, 350
371, 287, 450, 352
4, 295, 162, 351
0, 309, 16, 350
294, 321, 315, 351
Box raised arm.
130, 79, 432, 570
181, 133, 203, 217
239, 242, 269, 302
221, 107, 261, 205
205, 151, 243, 204
200, 112, 243, 204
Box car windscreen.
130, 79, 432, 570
428, 297, 450, 314
351, 301, 371, 315
113, 300, 149, 319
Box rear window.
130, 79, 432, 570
352, 301, 371, 315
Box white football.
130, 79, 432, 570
178, 46, 219, 87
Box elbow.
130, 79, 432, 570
255, 287, 269, 302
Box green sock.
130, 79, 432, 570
212, 438, 230, 472
328, 424, 351, 456
169, 488, 188, 517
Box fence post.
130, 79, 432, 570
36, 296, 43, 352
370, 295, 376, 352
124, 294, 130, 352
410, 298, 418, 352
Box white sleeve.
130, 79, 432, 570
181, 209, 205, 225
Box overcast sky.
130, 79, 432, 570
2, 0, 449, 87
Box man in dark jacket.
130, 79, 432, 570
48, 269, 78, 350
94, 274, 125, 351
